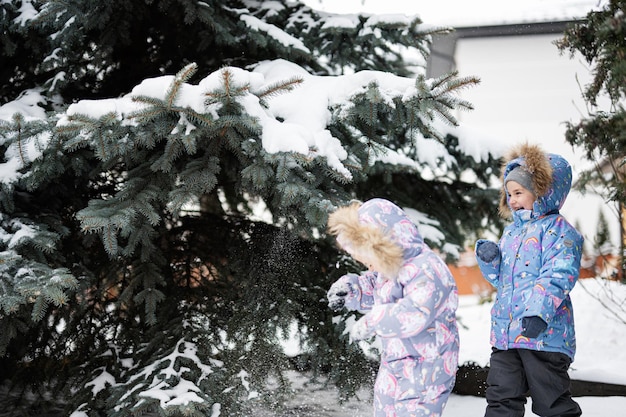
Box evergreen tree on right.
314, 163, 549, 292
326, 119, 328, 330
596, 209, 611, 252
557, 0, 626, 280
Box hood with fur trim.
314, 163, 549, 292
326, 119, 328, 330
499, 143, 572, 219
327, 198, 424, 280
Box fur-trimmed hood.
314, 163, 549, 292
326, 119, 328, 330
327, 198, 424, 280
499, 143, 572, 219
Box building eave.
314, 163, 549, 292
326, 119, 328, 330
454, 19, 585, 38
426, 19, 586, 78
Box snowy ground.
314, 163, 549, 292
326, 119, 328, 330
259, 371, 626, 417
273, 278, 626, 416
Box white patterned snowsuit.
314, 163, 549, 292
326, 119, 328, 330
329, 199, 459, 417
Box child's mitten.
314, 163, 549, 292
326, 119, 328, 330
327, 279, 350, 312
349, 315, 374, 342
476, 239, 500, 263
521, 316, 547, 338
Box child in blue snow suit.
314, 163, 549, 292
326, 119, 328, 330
475, 143, 583, 417
326, 198, 459, 417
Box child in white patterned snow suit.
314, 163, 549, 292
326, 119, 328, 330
326, 198, 459, 417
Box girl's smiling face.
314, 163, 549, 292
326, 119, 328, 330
506, 180, 536, 211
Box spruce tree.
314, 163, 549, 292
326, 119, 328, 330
0, 1, 501, 415
556, 0, 626, 278
595, 209, 611, 251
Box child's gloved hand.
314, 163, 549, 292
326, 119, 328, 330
521, 316, 547, 338
327, 279, 351, 312
349, 315, 374, 343
476, 239, 500, 263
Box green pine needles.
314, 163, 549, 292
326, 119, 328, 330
0, 1, 503, 416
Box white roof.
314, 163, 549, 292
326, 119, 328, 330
304, 0, 608, 27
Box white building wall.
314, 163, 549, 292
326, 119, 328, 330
453, 33, 619, 251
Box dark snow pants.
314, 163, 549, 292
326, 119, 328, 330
484, 348, 582, 417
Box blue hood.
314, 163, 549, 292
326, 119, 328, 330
503, 153, 573, 218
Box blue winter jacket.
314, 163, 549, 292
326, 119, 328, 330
336, 199, 459, 370
476, 153, 584, 360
